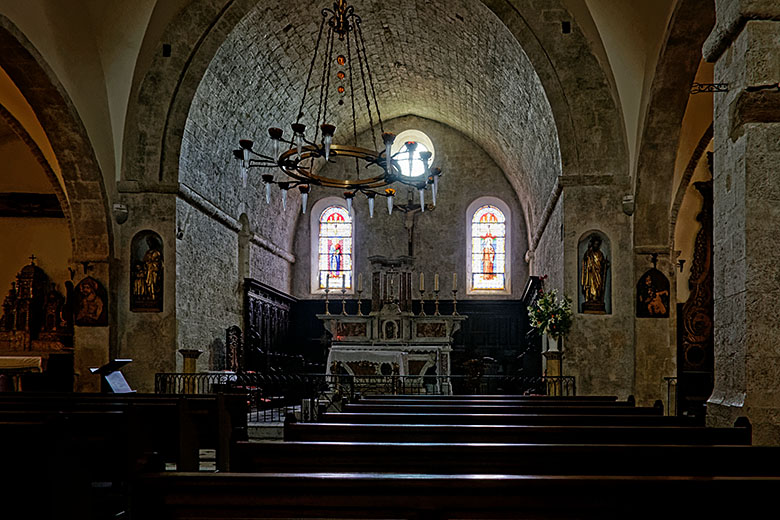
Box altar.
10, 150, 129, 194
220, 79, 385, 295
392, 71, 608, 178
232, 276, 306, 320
319, 256, 465, 394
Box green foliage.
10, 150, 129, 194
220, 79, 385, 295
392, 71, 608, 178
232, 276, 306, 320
528, 289, 573, 339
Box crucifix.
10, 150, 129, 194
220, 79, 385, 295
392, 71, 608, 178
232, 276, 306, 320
393, 189, 434, 257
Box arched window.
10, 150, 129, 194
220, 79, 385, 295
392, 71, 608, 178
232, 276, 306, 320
391, 129, 435, 178
467, 198, 511, 294
311, 199, 353, 292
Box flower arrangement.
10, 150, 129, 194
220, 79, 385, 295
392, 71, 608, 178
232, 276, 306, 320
528, 288, 573, 339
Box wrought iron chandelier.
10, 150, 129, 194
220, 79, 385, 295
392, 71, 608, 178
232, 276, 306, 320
232, 0, 442, 216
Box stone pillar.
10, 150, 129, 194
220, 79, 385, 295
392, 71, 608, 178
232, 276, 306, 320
704, 1, 780, 443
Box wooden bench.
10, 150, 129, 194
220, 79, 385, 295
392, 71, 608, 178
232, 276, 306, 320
0, 392, 248, 470
341, 402, 664, 415
354, 398, 631, 406
319, 411, 693, 426
132, 471, 780, 519
231, 440, 780, 476
360, 394, 620, 401
284, 421, 751, 444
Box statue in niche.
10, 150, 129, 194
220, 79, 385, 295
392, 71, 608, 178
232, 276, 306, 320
74, 276, 107, 326
130, 232, 164, 312
581, 234, 609, 314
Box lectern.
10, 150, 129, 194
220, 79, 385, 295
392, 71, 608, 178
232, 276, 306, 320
90, 358, 134, 393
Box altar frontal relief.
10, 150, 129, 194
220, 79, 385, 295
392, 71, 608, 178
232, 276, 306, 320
471, 205, 506, 291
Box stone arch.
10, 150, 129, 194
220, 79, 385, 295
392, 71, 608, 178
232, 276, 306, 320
480, 0, 628, 179
0, 16, 112, 263
123, 0, 631, 241
0, 16, 113, 391
633, 0, 715, 247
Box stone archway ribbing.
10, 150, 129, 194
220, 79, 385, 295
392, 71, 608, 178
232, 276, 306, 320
0, 16, 112, 263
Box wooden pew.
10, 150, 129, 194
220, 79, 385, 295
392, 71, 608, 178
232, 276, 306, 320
319, 411, 692, 426
231, 440, 780, 476
341, 402, 664, 415
284, 421, 751, 444
360, 394, 620, 402
360, 394, 620, 401
133, 472, 780, 519
0, 392, 248, 470
354, 398, 631, 406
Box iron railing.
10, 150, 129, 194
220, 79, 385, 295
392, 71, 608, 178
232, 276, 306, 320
155, 372, 576, 422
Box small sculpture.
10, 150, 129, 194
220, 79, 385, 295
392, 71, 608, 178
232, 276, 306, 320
580, 234, 609, 313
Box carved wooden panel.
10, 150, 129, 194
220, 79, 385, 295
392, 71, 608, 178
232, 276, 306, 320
677, 179, 714, 419
243, 278, 296, 372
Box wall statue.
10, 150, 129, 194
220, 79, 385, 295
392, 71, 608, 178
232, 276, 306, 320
580, 233, 610, 314
130, 231, 164, 312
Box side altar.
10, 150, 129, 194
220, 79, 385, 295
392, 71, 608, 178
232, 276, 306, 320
319, 256, 465, 394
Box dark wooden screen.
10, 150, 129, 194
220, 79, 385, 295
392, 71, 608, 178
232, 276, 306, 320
677, 180, 714, 420
243, 279, 297, 372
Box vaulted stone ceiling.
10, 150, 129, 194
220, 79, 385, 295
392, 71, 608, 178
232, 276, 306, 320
184, 0, 561, 231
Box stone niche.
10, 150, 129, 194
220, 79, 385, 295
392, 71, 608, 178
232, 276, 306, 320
130, 230, 164, 312
577, 230, 612, 314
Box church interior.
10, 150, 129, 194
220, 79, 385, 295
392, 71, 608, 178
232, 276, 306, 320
2, 0, 780, 517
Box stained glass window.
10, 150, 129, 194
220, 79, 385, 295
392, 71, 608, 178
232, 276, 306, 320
318, 206, 352, 290
471, 205, 506, 291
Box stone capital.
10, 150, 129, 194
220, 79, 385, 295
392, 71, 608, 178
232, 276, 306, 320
704, 0, 780, 61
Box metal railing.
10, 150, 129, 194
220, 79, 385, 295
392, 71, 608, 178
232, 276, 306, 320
155, 372, 576, 423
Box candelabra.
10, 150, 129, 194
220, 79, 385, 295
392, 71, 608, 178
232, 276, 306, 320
451, 289, 459, 316
356, 287, 364, 316
434, 289, 441, 316
340, 286, 347, 315
324, 286, 331, 315
418, 289, 426, 316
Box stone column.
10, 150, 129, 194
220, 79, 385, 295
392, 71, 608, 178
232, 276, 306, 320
704, 1, 780, 443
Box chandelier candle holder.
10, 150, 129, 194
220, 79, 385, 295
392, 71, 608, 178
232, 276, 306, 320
433, 273, 441, 316
418, 272, 426, 316
231, 0, 442, 215
356, 273, 364, 316
341, 277, 347, 315
324, 274, 331, 315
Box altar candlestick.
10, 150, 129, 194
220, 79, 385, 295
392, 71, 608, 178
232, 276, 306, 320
419, 272, 425, 292
434, 273, 439, 292
452, 272, 457, 289
358, 273, 363, 292
326, 273, 330, 289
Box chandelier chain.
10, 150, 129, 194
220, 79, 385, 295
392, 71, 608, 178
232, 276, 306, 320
354, 19, 377, 153
321, 27, 336, 141
314, 25, 335, 147
346, 23, 360, 179
356, 20, 384, 137
297, 13, 327, 125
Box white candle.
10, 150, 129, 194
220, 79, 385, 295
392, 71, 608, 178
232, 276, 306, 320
419, 272, 425, 292
434, 273, 439, 291
342, 274, 346, 290
326, 273, 330, 290
452, 272, 457, 289
358, 273, 363, 292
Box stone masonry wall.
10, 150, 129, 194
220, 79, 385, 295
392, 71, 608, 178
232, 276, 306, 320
291, 116, 530, 299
